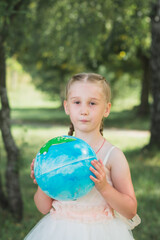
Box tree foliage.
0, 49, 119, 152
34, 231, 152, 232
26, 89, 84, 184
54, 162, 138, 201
1, 1, 160, 222
15, 0, 153, 109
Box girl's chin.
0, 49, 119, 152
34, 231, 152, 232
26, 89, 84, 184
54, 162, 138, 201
74, 127, 98, 134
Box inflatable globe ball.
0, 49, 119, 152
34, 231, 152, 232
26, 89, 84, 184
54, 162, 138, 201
34, 136, 98, 201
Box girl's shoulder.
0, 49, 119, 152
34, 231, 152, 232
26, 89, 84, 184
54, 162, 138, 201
102, 141, 128, 169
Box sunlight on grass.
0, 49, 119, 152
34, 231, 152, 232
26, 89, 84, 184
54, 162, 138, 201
111, 74, 141, 112
11, 125, 150, 154
6, 58, 61, 109
0, 61, 158, 240
6, 58, 142, 112
1, 125, 160, 240
104, 128, 150, 151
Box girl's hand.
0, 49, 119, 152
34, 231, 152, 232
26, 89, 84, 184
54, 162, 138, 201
30, 158, 37, 184
90, 159, 109, 192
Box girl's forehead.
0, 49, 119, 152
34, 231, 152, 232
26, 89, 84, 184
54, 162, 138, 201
68, 81, 103, 95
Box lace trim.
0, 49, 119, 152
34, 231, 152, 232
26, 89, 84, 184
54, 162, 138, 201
114, 211, 141, 230
50, 201, 114, 223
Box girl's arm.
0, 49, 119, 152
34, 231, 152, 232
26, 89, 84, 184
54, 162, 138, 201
90, 148, 137, 219
30, 159, 53, 214
34, 187, 53, 214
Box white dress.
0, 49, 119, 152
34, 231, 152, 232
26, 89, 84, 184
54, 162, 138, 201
24, 146, 141, 240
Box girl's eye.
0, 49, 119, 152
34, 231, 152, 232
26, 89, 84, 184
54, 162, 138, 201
74, 101, 80, 104
90, 102, 96, 105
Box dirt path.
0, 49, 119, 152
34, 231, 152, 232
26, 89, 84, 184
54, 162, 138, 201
105, 128, 150, 137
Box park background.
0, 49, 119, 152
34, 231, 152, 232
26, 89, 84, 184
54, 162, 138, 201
0, 1, 160, 240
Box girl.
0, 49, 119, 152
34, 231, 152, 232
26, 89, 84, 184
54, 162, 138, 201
26, 73, 140, 240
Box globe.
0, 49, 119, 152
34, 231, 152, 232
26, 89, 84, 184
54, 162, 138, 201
34, 135, 97, 201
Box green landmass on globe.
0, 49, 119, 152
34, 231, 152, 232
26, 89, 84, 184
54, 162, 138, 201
39, 136, 76, 155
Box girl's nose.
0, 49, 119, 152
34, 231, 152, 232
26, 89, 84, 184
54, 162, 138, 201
81, 104, 89, 115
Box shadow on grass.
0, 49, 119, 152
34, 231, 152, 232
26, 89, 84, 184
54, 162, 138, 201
105, 109, 150, 130
134, 194, 160, 240
11, 108, 150, 130
0, 145, 160, 240
11, 108, 70, 125
125, 148, 160, 240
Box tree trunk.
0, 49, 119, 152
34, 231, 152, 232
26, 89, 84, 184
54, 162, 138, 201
138, 55, 150, 116
0, 174, 8, 208
0, 37, 23, 220
149, 0, 160, 147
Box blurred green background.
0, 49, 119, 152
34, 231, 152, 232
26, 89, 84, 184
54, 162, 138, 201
0, 58, 159, 240
0, 1, 160, 240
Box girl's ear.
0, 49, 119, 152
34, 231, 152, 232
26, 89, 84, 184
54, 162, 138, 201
64, 100, 69, 115
104, 102, 111, 118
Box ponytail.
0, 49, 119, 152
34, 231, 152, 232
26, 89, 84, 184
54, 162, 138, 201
68, 122, 74, 136
100, 119, 104, 136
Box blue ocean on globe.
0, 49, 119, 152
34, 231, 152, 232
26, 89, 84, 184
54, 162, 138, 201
34, 135, 97, 201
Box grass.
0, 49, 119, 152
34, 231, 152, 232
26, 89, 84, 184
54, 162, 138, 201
0, 124, 160, 240
11, 106, 150, 131
0, 71, 159, 240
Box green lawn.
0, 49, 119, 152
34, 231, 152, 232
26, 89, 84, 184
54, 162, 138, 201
0, 123, 160, 240
10, 106, 150, 131
1, 76, 159, 240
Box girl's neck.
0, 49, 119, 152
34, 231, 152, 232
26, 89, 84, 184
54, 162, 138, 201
75, 130, 105, 152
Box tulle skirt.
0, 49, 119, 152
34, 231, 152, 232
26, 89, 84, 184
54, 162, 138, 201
24, 212, 135, 240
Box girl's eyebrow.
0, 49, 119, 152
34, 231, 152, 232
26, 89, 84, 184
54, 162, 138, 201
70, 97, 80, 99
89, 97, 101, 101
70, 97, 100, 101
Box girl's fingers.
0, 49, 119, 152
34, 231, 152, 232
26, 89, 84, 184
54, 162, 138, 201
30, 170, 34, 178
30, 159, 35, 170
90, 166, 101, 179
33, 179, 37, 184
30, 158, 37, 184
90, 175, 99, 183
90, 159, 108, 191
99, 159, 103, 165
90, 159, 106, 181
30, 171, 37, 184
30, 159, 35, 172
91, 160, 104, 174
30, 173, 35, 182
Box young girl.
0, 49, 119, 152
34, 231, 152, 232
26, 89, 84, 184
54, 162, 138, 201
25, 73, 140, 240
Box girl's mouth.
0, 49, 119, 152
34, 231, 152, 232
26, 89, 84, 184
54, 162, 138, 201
80, 119, 89, 123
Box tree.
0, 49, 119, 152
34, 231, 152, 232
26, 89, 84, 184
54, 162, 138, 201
149, 0, 160, 147
16, 0, 114, 103
17, 0, 152, 116
0, 0, 32, 221
101, 1, 152, 115
137, 48, 150, 116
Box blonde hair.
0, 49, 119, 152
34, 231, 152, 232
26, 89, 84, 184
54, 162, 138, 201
65, 73, 111, 136
66, 73, 111, 102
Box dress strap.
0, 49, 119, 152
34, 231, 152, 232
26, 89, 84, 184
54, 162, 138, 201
103, 146, 115, 166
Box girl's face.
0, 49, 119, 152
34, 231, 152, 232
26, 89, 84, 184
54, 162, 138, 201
64, 81, 111, 135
